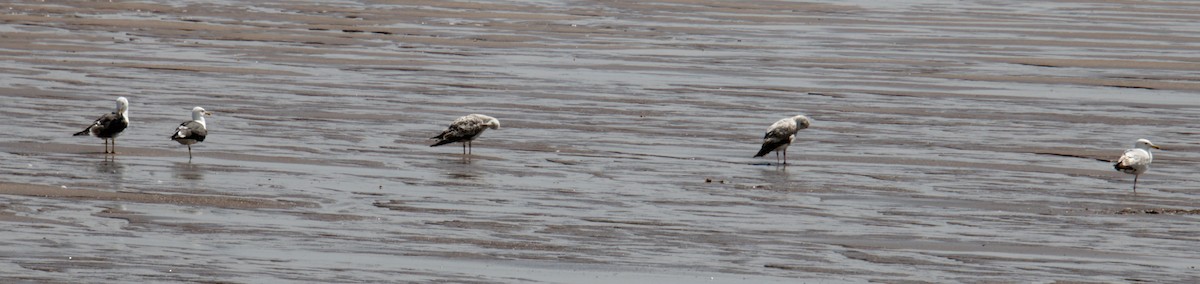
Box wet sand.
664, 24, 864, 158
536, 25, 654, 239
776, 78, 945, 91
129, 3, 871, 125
2, 0, 1200, 282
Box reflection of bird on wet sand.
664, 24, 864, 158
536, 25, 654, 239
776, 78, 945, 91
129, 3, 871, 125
172, 162, 204, 181
93, 156, 126, 189
1113, 138, 1160, 193
445, 169, 481, 181
431, 114, 500, 157
74, 97, 129, 154
754, 115, 811, 165
170, 106, 212, 160
96, 157, 123, 175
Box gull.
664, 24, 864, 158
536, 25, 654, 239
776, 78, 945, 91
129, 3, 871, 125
170, 106, 212, 159
431, 114, 500, 155
754, 115, 811, 165
1113, 138, 1161, 193
73, 97, 129, 154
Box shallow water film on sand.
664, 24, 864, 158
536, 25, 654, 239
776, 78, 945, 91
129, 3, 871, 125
2, 0, 1200, 282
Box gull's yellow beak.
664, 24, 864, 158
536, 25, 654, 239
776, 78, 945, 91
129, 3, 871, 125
204, 111, 213, 116
1151, 144, 1161, 150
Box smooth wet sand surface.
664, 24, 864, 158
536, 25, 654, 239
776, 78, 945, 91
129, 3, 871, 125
2, 0, 1200, 282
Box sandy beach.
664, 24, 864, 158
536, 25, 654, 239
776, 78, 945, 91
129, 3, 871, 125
2, 0, 1199, 282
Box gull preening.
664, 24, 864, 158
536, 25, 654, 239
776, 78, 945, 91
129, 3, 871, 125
754, 115, 811, 165
170, 106, 212, 159
74, 97, 130, 154
431, 114, 500, 155
1113, 138, 1160, 193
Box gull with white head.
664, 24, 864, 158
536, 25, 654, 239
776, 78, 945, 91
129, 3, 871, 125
74, 97, 130, 154
1113, 138, 1161, 193
170, 106, 212, 159
754, 115, 811, 165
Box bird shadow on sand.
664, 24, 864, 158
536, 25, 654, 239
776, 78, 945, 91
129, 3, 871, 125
749, 162, 790, 167
436, 154, 504, 165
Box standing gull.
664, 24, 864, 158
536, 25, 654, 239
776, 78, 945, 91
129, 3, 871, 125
754, 115, 811, 165
170, 106, 212, 159
73, 97, 129, 154
430, 114, 500, 155
1113, 138, 1161, 193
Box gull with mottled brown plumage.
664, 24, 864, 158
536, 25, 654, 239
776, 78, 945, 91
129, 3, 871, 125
430, 114, 500, 155
754, 115, 811, 165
